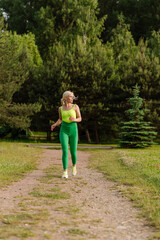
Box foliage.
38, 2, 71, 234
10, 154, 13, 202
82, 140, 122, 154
107, 18, 160, 138
47, 34, 116, 142
109, 16, 160, 99
1, 1, 160, 142
29, 0, 109, 141
119, 85, 157, 148
98, 0, 160, 43
0, 0, 106, 57
2, 0, 160, 44
0, 17, 41, 130
0, 0, 42, 34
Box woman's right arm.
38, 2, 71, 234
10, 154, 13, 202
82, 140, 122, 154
51, 107, 62, 131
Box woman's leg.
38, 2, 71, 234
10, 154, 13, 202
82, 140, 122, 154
59, 130, 69, 170
69, 123, 78, 165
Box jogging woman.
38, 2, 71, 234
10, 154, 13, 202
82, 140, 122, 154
51, 91, 82, 178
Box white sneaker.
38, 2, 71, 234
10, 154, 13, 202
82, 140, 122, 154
62, 171, 68, 179
71, 166, 77, 176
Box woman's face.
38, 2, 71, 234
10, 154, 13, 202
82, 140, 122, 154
65, 94, 74, 103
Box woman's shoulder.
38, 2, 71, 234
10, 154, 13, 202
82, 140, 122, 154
74, 104, 80, 110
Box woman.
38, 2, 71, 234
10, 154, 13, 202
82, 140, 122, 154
51, 91, 82, 179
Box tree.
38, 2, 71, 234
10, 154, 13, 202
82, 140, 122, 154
119, 85, 157, 148
107, 17, 160, 138
0, 0, 43, 34
1, 0, 110, 142
31, 0, 109, 142
0, 0, 106, 57
0, 17, 41, 130
106, 16, 138, 136
98, 0, 160, 43
47, 36, 115, 142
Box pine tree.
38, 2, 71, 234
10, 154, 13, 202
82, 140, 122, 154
119, 85, 157, 148
0, 17, 41, 130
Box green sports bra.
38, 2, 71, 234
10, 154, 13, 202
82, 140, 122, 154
61, 104, 77, 123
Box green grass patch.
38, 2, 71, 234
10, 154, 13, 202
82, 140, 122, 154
41, 164, 63, 182
30, 186, 70, 200
68, 228, 86, 235
0, 142, 42, 188
2, 210, 49, 225
0, 209, 49, 239
0, 225, 34, 239
55, 204, 81, 216
32, 131, 47, 136
89, 145, 160, 233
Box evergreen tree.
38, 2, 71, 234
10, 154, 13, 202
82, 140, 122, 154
28, 0, 109, 141
108, 17, 160, 139
48, 36, 115, 142
98, 0, 160, 43
0, 0, 106, 57
119, 85, 157, 148
0, 17, 41, 130
145, 31, 160, 134
1, 0, 108, 141
107, 16, 138, 137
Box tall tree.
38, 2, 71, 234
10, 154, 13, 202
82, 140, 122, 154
37, 1, 112, 142
0, 0, 106, 57
48, 37, 115, 142
98, 0, 160, 43
1, 0, 109, 142
0, 17, 41, 129
0, 0, 43, 34
108, 17, 160, 138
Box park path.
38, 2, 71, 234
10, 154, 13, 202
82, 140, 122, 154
0, 149, 157, 239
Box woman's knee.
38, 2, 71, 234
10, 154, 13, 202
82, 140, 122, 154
71, 152, 77, 160
62, 148, 68, 157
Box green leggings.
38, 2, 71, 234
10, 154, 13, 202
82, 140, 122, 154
59, 121, 78, 170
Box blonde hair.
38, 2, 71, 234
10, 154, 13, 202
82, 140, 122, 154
61, 91, 77, 105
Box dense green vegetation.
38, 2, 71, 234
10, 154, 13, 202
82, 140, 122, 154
0, 0, 160, 143
0, 17, 41, 130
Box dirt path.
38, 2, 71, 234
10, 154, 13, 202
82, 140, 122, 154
0, 149, 157, 240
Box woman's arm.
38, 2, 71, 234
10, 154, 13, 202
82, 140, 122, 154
51, 107, 62, 131
69, 105, 82, 122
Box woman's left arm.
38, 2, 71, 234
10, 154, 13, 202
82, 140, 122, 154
69, 105, 82, 122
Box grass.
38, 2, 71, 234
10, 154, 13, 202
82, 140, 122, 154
1, 210, 49, 225
0, 142, 42, 188
0, 137, 118, 146
68, 228, 86, 235
29, 142, 117, 146
30, 187, 70, 200
55, 204, 81, 215
3, 140, 160, 237
0, 208, 49, 239
0, 225, 34, 239
89, 145, 160, 235
0, 142, 86, 239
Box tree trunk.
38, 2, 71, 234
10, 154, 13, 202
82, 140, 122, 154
94, 121, 100, 144
86, 128, 91, 143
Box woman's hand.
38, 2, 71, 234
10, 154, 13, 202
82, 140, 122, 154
51, 118, 62, 131
69, 117, 76, 122
51, 124, 56, 131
